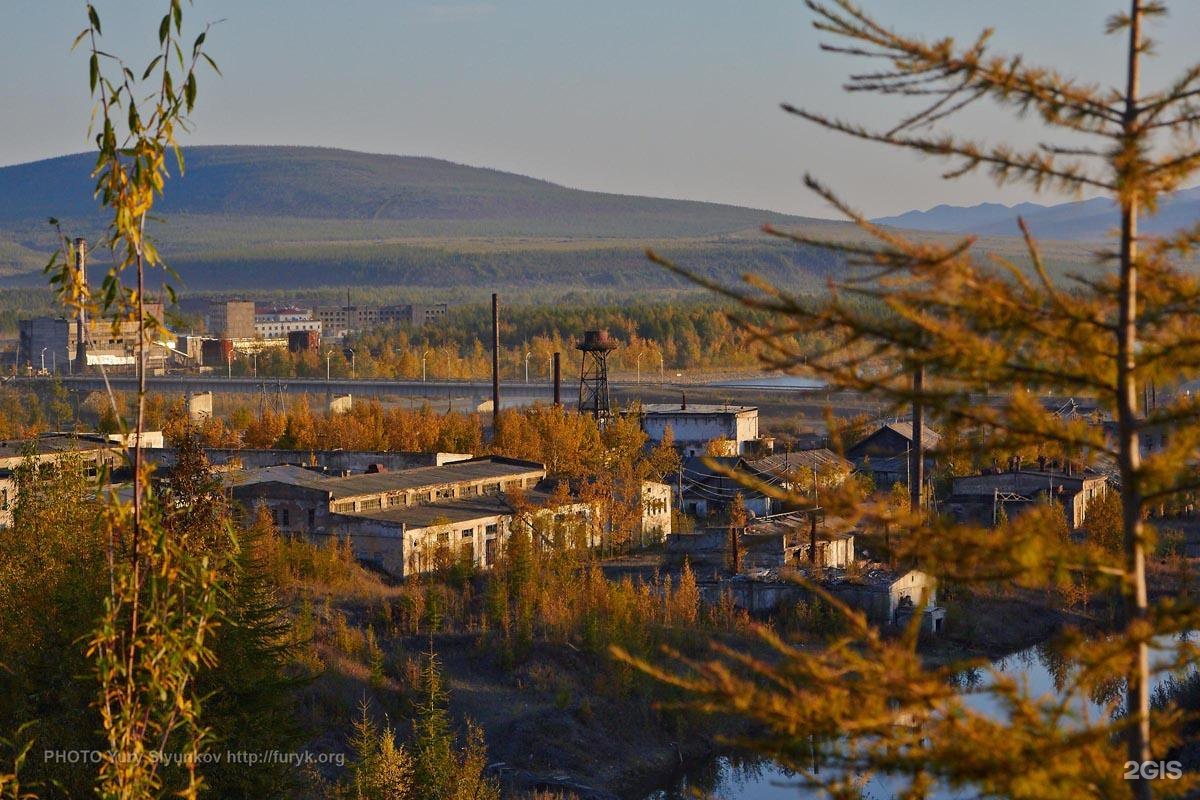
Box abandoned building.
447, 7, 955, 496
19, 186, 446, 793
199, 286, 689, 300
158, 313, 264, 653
741, 448, 853, 493
638, 401, 762, 457
943, 458, 1108, 531
144, 446, 473, 474
665, 511, 856, 575
0, 433, 131, 527
673, 456, 770, 518
226, 455, 666, 578
826, 566, 945, 633
673, 448, 851, 520
846, 421, 941, 490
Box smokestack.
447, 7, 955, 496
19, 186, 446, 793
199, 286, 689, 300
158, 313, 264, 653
491, 293, 500, 435
552, 351, 561, 406
74, 238, 87, 374
910, 364, 924, 513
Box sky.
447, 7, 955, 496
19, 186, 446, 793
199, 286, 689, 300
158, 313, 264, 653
3, 1, 1199, 218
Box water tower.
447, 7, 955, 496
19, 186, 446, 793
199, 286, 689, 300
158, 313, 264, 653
576, 329, 618, 421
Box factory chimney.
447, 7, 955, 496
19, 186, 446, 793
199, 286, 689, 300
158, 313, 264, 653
552, 352, 561, 406
491, 293, 500, 435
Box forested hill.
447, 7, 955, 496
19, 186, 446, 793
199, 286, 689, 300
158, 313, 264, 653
0, 145, 870, 291
0, 146, 829, 236
0, 146, 1092, 293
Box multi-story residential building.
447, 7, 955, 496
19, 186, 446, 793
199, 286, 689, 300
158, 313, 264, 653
254, 307, 322, 339
206, 300, 256, 339
379, 303, 449, 327
313, 305, 380, 337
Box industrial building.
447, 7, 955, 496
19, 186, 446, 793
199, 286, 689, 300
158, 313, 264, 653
638, 401, 761, 457
226, 456, 555, 577
943, 461, 1109, 531
18, 302, 170, 373
0, 433, 132, 527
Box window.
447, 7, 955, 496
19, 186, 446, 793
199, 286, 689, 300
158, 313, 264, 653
484, 483, 500, 495
388, 494, 403, 507
272, 508, 290, 528
360, 497, 382, 511
437, 531, 450, 544
307, 508, 316, 528
461, 527, 474, 538
485, 524, 498, 537
436, 488, 455, 500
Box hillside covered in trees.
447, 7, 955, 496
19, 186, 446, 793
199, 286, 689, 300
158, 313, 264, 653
0, 146, 1096, 292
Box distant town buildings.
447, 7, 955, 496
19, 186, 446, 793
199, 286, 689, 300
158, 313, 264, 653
18, 302, 171, 373
206, 300, 256, 340
315, 303, 448, 338
254, 307, 321, 339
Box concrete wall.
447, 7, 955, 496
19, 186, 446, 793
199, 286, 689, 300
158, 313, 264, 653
329, 394, 353, 415
641, 481, 672, 541
187, 391, 213, 421
231, 482, 333, 535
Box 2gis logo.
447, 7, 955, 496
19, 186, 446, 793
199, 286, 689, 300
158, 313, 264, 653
1123, 760, 1183, 781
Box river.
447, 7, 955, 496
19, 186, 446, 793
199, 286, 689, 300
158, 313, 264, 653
642, 633, 1198, 799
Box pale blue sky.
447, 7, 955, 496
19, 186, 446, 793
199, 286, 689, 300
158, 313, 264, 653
3, 1, 1198, 217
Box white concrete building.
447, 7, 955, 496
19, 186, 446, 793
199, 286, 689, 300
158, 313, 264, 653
254, 307, 322, 339
639, 402, 760, 457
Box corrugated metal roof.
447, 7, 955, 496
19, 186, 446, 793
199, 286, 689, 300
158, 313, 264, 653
338, 495, 515, 528
745, 448, 851, 476
222, 456, 546, 500
880, 422, 942, 448
223, 464, 332, 492
327, 457, 544, 499
640, 404, 757, 415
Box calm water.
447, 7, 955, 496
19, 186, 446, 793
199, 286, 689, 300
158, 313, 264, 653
704, 375, 826, 391
643, 633, 1198, 800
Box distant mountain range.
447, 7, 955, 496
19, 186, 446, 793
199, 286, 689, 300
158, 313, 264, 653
0, 145, 858, 291
873, 186, 1200, 240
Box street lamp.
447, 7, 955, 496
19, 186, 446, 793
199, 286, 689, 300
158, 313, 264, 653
422, 350, 432, 382
40, 348, 46, 374
252, 351, 258, 378
524, 351, 531, 384
343, 347, 356, 379
227, 351, 232, 379
658, 353, 664, 385
326, 350, 333, 381
636, 352, 644, 385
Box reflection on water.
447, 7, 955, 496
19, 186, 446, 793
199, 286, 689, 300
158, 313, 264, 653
704, 375, 826, 390
643, 633, 1198, 799
644, 756, 804, 800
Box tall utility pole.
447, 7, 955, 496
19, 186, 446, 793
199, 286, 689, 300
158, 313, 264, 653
491, 293, 500, 435
74, 238, 88, 374
909, 364, 924, 513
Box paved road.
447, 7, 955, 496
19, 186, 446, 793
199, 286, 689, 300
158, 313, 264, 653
10, 375, 563, 400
